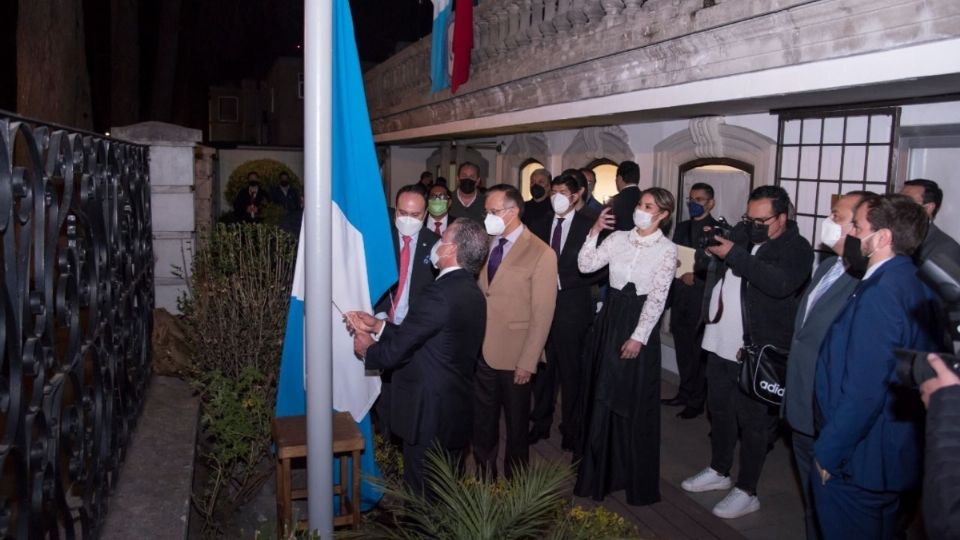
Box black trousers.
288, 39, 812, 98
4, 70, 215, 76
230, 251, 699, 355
472, 359, 531, 479
403, 439, 464, 495
706, 352, 777, 494
531, 289, 593, 446
670, 282, 707, 409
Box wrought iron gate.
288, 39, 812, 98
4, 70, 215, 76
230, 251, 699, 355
0, 111, 154, 538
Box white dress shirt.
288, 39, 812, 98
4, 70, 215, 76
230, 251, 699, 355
701, 245, 761, 362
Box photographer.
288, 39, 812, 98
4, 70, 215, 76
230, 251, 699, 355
920, 353, 960, 540
681, 185, 813, 519
812, 195, 943, 539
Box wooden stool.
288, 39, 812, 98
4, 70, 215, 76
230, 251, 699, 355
272, 412, 365, 535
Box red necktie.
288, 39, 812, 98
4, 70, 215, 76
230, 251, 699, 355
434, 221, 442, 235
389, 236, 412, 322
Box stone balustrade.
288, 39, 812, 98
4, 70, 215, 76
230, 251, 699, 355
363, 0, 960, 139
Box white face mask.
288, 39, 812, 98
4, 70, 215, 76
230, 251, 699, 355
819, 217, 844, 249
484, 213, 506, 236
395, 215, 423, 237
633, 209, 655, 230
550, 193, 572, 216
430, 241, 450, 269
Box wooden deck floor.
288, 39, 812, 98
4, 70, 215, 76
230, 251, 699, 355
524, 370, 807, 540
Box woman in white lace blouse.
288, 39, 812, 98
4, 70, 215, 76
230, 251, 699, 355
572, 187, 678, 507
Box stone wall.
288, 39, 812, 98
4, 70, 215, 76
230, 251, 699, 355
364, 0, 960, 140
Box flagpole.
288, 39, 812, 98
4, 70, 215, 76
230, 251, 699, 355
304, 0, 334, 535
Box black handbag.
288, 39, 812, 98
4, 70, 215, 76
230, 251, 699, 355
738, 284, 789, 406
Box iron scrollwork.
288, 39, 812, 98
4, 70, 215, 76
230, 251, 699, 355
0, 111, 154, 538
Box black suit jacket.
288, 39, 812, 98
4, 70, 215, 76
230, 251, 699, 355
669, 215, 719, 329
529, 211, 605, 292
374, 217, 440, 315
364, 269, 486, 447
598, 184, 641, 243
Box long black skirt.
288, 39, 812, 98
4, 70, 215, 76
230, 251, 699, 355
573, 284, 661, 506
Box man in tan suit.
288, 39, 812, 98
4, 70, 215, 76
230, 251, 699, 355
473, 184, 558, 479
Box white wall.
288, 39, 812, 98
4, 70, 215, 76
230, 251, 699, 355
389, 147, 435, 203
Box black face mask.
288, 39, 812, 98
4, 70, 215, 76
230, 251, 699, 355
279, 179, 290, 187
748, 223, 770, 244
459, 179, 476, 194
530, 184, 546, 200
842, 235, 870, 277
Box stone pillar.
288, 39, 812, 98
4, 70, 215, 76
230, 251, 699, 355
194, 145, 217, 232
112, 121, 202, 315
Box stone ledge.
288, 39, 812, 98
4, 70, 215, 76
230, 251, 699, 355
100, 376, 199, 540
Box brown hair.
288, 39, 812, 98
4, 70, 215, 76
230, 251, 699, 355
861, 194, 929, 256
642, 187, 676, 234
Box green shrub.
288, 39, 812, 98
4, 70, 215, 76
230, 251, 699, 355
225, 158, 302, 209
551, 505, 643, 539
177, 223, 296, 536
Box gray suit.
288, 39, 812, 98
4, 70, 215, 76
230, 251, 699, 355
783, 254, 858, 540
917, 222, 960, 268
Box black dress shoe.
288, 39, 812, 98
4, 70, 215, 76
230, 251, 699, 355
661, 396, 685, 407
677, 406, 704, 419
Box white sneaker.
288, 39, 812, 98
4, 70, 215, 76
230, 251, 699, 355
712, 487, 760, 519
681, 467, 733, 493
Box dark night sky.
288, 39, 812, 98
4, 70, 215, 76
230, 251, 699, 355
0, 0, 432, 135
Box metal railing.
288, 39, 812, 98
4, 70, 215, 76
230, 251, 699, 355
0, 111, 154, 538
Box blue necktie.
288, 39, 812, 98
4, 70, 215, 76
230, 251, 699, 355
488, 238, 508, 284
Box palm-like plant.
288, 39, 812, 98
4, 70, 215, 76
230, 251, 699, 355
345, 449, 573, 540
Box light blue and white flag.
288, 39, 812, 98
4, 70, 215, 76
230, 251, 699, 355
430, 0, 453, 93
276, 0, 398, 511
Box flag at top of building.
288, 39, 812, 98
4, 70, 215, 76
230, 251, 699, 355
430, 0, 453, 93
275, 0, 397, 511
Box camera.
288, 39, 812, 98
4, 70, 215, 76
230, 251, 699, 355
699, 217, 733, 249
896, 252, 960, 387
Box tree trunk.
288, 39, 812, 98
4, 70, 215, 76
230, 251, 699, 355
148, 0, 182, 122
16, 0, 93, 129
110, 0, 139, 127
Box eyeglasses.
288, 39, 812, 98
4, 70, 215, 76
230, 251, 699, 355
429, 195, 451, 201
484, 206, 516, 217
741, 214, 779, 226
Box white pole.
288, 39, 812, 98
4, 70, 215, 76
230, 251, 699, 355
304, 0, 334, 535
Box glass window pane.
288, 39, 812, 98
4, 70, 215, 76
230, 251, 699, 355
802, 118, 822, 144
846, 116, 868, 144
823, 117, 845, 144
866, 146, 890, 184
821, 145, 842, 180
799, 146, 820, 179
817, 182, 840, 217
842, 146, 866, 180
870, 114, 892, 143
782, 120, 801, 145
796, 180, 818, 215
780, 180, 797, 206
797, 215, 816, 245
780, 147, 799, 179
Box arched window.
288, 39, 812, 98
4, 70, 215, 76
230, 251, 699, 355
678, 157, 754, 224
519, 159, 545, 201
587, 158, 619, 204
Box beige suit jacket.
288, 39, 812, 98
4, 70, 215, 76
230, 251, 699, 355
478, 227, 558, 373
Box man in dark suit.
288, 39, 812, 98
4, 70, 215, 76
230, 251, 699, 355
900, 178, 960, 267
813, 194, 944, 539
351, 219, 489, 492
449, 162, 486, 224
528, 170, 605, 449
522, 168, 553, 226
269, 172, 303, 236
597, 160, 641, 243
663, 182, 720, 419
232, 173, 269, 222
578, 168, 604, 218
372, 185, 440, 439
783, 190, 874, 540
